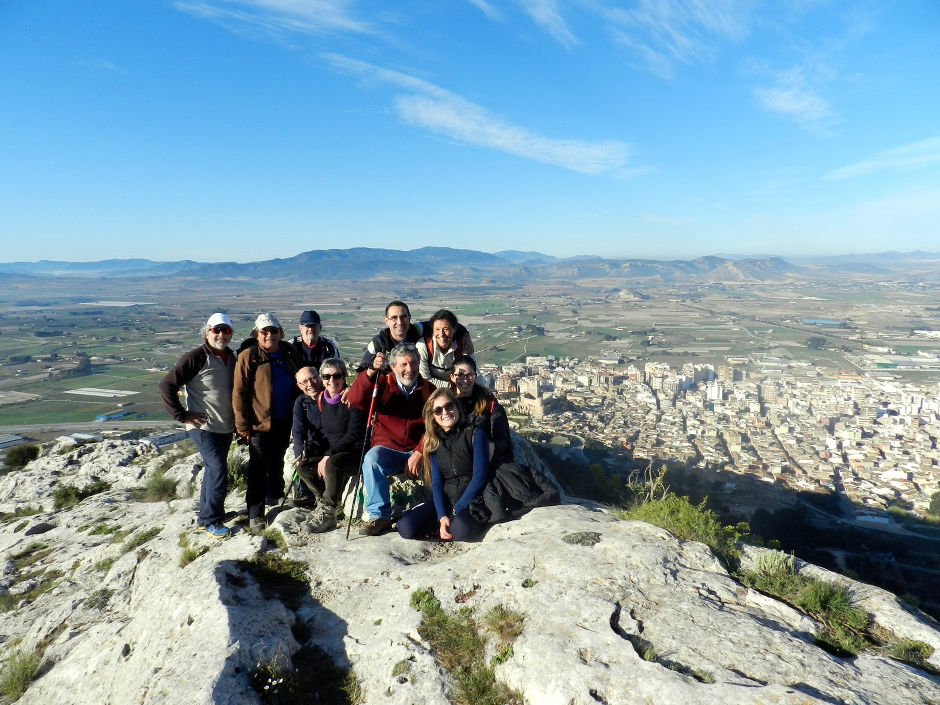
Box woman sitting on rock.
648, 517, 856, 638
397, 388, 488, 542
449, 355, 513, 469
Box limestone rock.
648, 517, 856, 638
0, 440, 938, 705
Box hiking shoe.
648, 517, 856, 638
306, 504, 337, 533
204, 523, 230, 539
358, 518, 392, 536
249, 517, 266, 532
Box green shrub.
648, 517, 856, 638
410, 588, 523, 705
0, 646, 40, 702
741, 551, 869, 656
121, 527, 162, 553
227, 446, 248, 491
3, 444, 40, 473
617, 493, 748, 568
262, 528, 288, 552
129, 471, 177, 502
0, 505, 40, 525
52, 480, 111, 510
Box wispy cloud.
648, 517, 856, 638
753, 66, 836, 134
604, 0, 749, 79
324, 54, 630, 174
82, 60, 129, 74
465, 0, 500, 21
824, 137, 940, 180
517, 0, 578, 48
174, 0, 372, 37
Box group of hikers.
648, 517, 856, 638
159, 300, 558, 540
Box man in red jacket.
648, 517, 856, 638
347, 342, 433, 535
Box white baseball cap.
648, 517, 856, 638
206, 312, 233, 329
255, 312, 281, 330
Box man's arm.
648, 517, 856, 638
158, 347, 206, 425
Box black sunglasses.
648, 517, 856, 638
432, 401, 455, 416
210, 325, 232, 334
321, 372, 345, 381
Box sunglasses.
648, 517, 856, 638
321, 372, 345, 381
260, 327, 280, 335
453, 372, 476, 380
432, 401, 455, 416
210, 325, 232, 334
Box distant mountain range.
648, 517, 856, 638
1, 248, 938, 283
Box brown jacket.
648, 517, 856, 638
232, 342, 298, 434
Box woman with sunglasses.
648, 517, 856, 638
397, 388, 488, 542
292, 358, 366, 533
449, 355, 513, 469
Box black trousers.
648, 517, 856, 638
296, 449, 360, 507
246, 418, 291, 520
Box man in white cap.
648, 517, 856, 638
159, 313, 236, 538
233, 313, 299, 530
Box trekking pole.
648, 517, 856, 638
345, 368, 383, 539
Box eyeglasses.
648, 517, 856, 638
210, 325, 232, 334
297, 378, 318, 387
453, 372, 476, 380
321, 372, 345, 381
260, 327, 280, 336
432, 401, 455, 416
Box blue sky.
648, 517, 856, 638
1, 1, 938, 262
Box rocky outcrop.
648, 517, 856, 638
1, 440, 938, 704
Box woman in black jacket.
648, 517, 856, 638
449, 355, 513, 469
397, 388, 488, 542
291, 358, 365, 532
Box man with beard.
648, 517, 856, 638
289, 309, 339, 369
347, 342, 433, 535
159, 312, 236, 538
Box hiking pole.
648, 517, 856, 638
345, 367, 383, 539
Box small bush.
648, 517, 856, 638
617, 493, 748, 568
410, 588, 523, 705
121, 527, 162, 553
0, 506, 40, 525
84, 588, 113, 610
52, 480, 111, 511
0, 646, 40, 702
3, 444, 40, 473
88, 523, 120, 536
129, 471, 177, 502
741, 551, 869, 656
262, 528, 288, 552
227, 446, 248, 491
483, 605, 524, 644
95, 557, 115, 573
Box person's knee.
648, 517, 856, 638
397, 516, 420, 540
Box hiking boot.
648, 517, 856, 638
204, 523, 230, 539
249, 517, 266, 532
358, 518, 392, 536
305, 503, 337, 533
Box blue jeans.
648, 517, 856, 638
361, 445, 412, 520
188, 429, 233, 526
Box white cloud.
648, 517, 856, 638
752, 66, 837, 135
325, 54, 630, 174
604, 0, 749, 78
174, 0, 371, 37
517, 0, 578, 48
466, 0, 500, 21
824, 136, 940, 180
